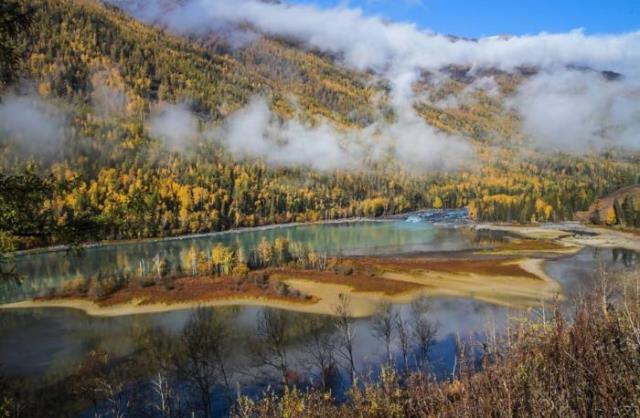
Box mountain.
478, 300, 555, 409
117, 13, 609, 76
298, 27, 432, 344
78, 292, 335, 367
0, 0, 639, 251
18, 0, 380, 126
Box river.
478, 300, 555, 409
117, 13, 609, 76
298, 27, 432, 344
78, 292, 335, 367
0, 215, 637, 403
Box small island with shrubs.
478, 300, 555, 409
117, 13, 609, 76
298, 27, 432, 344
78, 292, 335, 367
2, 233, 580, 316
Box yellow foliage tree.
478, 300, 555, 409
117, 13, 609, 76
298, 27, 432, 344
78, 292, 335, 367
605, 207, 618, 225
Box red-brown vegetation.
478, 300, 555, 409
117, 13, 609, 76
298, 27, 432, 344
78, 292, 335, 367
354, 257, 540, 279
37, 272, 315, 307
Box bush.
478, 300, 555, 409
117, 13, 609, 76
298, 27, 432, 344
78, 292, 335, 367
276, 282, 290, 297
333, 264, 354, 276
86, 275, 126, 300
249, 271, 270, 288
233, 263, 250, 277
138, 277, 156, 288
60, 277, 88, 296
161, 277, 175, 290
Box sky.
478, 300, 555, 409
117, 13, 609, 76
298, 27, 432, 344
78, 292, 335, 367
290, 0, 640, 38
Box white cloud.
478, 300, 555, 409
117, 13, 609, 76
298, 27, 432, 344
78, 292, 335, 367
115, 1, 640, 74
221, 96, 471, 171
0, 95, 65, 157
110, 0, 640, 157
509, 70, 640, 152
149, 103, 199, 151
90, 71, 128, 118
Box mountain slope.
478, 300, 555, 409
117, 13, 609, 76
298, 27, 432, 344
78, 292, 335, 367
19, 0, 380, 126
0, 0, 639, 251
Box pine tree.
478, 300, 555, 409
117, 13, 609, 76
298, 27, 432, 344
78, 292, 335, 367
622, 196, 636, 227
0, 0, 32, 90
613, 198, 624, 226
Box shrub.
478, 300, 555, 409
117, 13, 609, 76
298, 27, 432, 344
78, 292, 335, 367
249, 271, 270, 288
86, 275, 127, 300
60, 277, 88, 296
161, 277, 175, 290
138, 277, 156, 288
276, 282, 290, 297
233, 263, 250, 277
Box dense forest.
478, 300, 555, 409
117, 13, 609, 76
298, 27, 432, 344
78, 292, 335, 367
579, 186, 640, 228
1, 0, 639, 256
613, 195, 640, 227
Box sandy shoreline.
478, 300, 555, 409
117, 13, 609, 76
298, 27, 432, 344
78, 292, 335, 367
0, 296, 337, 318
3, 219, 637, 318
0, 257, 565, 318
476, 223, 640, 252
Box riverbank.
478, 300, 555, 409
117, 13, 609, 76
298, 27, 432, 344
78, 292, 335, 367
0, 255, 566, 318
4, 217, 638, 318
476, 222, 640, 252
11, 217, 386, 257
10, 209, 640, 258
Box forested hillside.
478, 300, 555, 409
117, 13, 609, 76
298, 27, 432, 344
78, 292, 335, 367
1, 0, 639, 252
577, 185, 640, 227
20, 0, 380, 125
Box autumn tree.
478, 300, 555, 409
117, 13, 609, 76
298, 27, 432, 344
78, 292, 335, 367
410, 297, 438, 369
334, 294, 357, 385
178, 308, 233, 418
605, 207, 618, 226
253, 309, 292, 387
257, 238, 273, 267
372, 301, 395, 365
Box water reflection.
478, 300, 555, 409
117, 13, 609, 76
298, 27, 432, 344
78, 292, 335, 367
3, 221, 486, 303
0, 297, 508, 382
545, 246, 639, 298
1, 220, 639, 416
3, 245, 637, 379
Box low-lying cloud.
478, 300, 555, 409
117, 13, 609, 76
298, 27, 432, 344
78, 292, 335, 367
222, 98, 356, 171
109, 0, 640, 159
90, 71, 128, 118
0, 95, 65, 158
510, 70, 640, 152
220, 96, 472, 171
149, 103, 200, 152
113, 1, 640, 74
